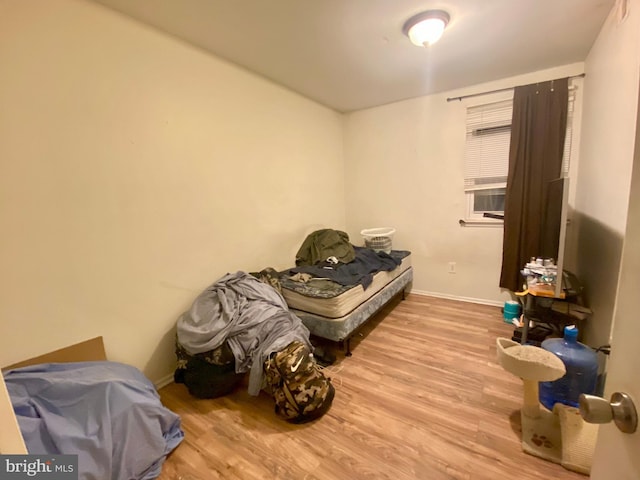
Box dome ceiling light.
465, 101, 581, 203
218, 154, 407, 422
403, 10, 450, 47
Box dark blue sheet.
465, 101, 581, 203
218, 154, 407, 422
284, 246, 402, 290
4, 361, 184, 480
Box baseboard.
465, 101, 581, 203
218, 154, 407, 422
410, 289, 504, 308
154, 372, 175, 390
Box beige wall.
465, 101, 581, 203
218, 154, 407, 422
574, 0, 640, 348
343, 64, 585, 305
0, 0, 345, 383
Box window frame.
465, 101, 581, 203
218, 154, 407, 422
465, 184, 506, 222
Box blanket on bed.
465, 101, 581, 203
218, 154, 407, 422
284, 246, 401, 290
280, 250, 410, 299
5, 361, 184, 480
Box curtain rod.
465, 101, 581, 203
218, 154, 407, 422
446, 73, 585, 102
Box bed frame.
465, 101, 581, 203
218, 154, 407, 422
291, 267, 413, 356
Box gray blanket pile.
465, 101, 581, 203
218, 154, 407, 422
176, 271, 311, 395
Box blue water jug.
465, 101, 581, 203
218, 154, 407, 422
538, 325, 598, 410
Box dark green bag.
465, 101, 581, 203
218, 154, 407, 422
263, 341, 335, 423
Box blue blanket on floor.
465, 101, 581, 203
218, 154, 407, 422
4, 361, 184, 480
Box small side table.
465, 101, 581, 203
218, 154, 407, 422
516, 284, 572, 345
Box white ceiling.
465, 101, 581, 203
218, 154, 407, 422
92, 0, 615, 112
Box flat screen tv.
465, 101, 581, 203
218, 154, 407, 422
540, 177, 570, 298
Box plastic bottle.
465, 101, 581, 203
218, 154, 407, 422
538, 325, 598, 410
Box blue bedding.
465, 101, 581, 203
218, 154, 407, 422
284, 246, 402, 290
4, 361, 184, 480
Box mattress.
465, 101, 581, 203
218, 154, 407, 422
291, 267, 413, 342
281, 252, 412, 318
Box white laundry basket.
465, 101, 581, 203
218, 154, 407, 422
360, 227, 396, 254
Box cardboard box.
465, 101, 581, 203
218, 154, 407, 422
2, 337, 106, 372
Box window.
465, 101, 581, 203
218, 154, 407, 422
464, 99, 511, 222
463, 92, 575, 223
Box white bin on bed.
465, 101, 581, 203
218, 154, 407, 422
360, 227, 395, 254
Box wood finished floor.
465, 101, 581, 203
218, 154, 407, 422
157, 294, 586, 480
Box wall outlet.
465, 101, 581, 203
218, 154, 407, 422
448, 262, 456, 274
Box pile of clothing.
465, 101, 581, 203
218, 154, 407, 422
174, 270, 334, 423
288, 228, 401, 289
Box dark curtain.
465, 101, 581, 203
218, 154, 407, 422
499, 78, 569, 292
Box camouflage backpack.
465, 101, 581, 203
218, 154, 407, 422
263, 341, 335, 423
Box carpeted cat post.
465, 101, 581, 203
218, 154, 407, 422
496, 337, 598, 475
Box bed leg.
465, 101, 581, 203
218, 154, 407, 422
402, 289, 406, 301
344, 338, 352, 357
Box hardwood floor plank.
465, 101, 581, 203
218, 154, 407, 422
157, 294, 585, 479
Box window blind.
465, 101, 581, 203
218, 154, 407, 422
464, 92, 575, 190
463, 99, 512, 191
561, 91, 576, 175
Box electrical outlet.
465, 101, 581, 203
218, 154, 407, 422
448, 262, 456, 274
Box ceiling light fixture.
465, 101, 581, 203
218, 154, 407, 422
403, 10, 450, 47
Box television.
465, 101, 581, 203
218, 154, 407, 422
540, 177, 570, 298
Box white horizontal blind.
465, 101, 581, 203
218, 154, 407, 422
464, 99, 512, 191
465, 92, 575, 188
561, 90, 576, 175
